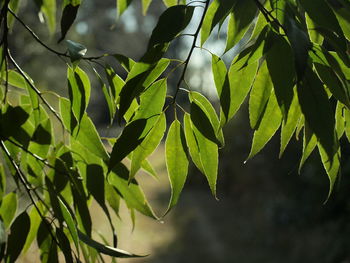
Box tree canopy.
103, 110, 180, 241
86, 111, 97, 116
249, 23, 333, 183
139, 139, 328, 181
0, 0, 350, 262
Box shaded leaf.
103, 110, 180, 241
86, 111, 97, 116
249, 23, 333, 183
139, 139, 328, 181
58, 3, 80, 43
5, 211, 30, 263
299, 122, 318, 172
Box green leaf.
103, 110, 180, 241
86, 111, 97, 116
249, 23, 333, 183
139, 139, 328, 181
266, 32, 295, 118
59, 97, 77, 133
0, 219, 5, 244
142, 0, 152, 14
74, 114, 109, 160
336, 102, 346, 139
162, 0, 176, 7
249, 61, 273, 129
94, 68, 115, 125
148, 5, 194, 49
299, 122, 317, 173
0, 164, 6, 202
5, 211, 30, 263
117, 0, 133, 17
247, 91, 282, 160
189, 91, 224, 147
3, 70, 26, 89
67, 66, 91, 123
201, 0, 236, 46
58, 2, 80, 43
165, 120, 189, 214
184, 113, 204, 174
112, 54, 136, 72
118, 59, 169, 122
225, 0, 258, 52
280, 87, 302, 157
297, 67, 337, 158
22, 205, 42, 254
225, 55, 258, 124
108, 163, 157, 219
78, 230, 145, 258
38, 0, 56, 35
130, 113, 166, 180
318, 143, 340, 200
58, 197, 79, 253
0, 192, 17, 229
300, 0, 346, 51
187, 108, 219, 197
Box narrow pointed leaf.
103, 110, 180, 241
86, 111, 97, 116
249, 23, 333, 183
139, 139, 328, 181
248, 91, 282, 160
58, 2, 80, 43
165, 120, 189, 214
0, 192, 17, 229
299, 123, 317, 173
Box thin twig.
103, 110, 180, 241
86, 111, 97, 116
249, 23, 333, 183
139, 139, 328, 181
173, 0, 210, 103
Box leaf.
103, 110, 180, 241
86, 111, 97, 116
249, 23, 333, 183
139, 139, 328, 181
5, 211, 30, 263
249, 61, 273, 129
58, 2, 80, 43
117, 0, 133, 17
108, 163, 157, 219
189, 91, 224, 147
225, 55, 258, 124
67, 66, 91, 123
187, 108, 219, 198
183, 113, 204, 174
318, 143, 340, 200
22, 205, 42, 253
297, 67, 337, 158
130, 113, 166, 180
280, 87, 302, 157
225, 0, 258, 52
78, 230, 145, 258
40, 0, 56, 35
0, 192, 17, 229
266, 32, 295, 118
247, 91, 282, 160
165, 120, 189, 214
148, 5, 194, 49
112, 54, 136, 72
142, 0, 152, 15
0, 219, 5, 244
285, 17, 311, 80
299, 122, 317, 173
59, 97, 77, 133
66, 40, 87, 65
336, 102, 346, 139
74, 114, 109, 160
300, 0, 346, 51
211, 54, 227, 97
201, 0, 236, 46
56, 228, 74, 263
58, 196, 79, 253
163, 0, 176, 7
0, 164, 6, 202
118, 59, 169, 122
108, 118, 148, 172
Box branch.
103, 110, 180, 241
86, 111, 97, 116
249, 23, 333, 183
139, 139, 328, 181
173, 0, 210, 102
7, 8, 105, 61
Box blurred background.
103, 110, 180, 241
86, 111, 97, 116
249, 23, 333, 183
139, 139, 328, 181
11, 0, 350, 262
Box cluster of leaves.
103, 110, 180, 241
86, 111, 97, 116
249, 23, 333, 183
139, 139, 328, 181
0, 0, 349, 262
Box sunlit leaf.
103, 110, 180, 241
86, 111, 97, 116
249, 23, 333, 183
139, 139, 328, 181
165, 120, 189, 214
247, 91, 282, 160
299, 122, 317, 173
0, 192, 17, 229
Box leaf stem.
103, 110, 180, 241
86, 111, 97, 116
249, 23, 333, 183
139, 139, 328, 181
172, 0, 210, 103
